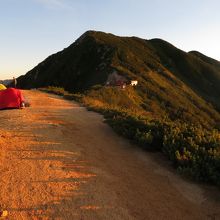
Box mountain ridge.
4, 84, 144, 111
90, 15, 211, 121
17, 30, 220, 127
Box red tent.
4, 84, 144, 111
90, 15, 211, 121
0, 88, 24, 110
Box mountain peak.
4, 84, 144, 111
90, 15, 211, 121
16, 30, 220, 126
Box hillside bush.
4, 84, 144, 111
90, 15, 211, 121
42, 86, 220, 186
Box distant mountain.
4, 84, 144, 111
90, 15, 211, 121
0, 79, 13, 86
17, 30, 220, 127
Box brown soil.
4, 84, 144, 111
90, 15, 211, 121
0, 90, 219, 220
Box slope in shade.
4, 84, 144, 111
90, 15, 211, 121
16, 30, 220, 127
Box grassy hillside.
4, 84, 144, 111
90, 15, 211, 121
42, 85, 220, 186
17, 31, 220, 127
17, 31, 220, 185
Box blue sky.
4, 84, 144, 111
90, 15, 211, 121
0, 0, 220, 79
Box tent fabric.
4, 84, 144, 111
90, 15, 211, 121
0, 84, 6, 90
0, 88, 24, 110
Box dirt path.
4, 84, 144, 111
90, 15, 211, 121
0, 90, 219, 220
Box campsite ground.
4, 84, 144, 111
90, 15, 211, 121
0, 90, 219, 219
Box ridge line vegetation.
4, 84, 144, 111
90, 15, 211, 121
17, 30, 220, 186
41, 86, 220, 186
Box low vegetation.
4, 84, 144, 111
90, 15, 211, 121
42, 86, 220, 186
17, 30, 220, 186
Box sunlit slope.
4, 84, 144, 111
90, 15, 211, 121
17, 31, 220, 127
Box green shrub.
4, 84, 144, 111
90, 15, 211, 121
41, 86, 220, 186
